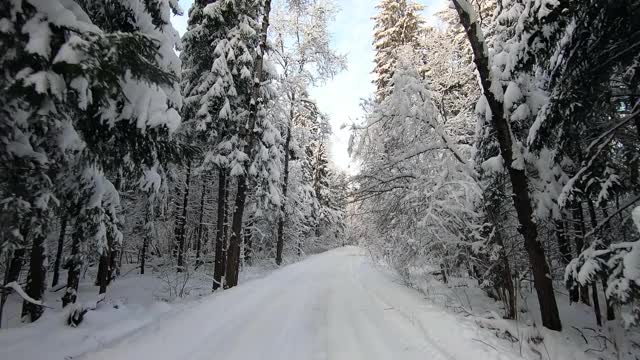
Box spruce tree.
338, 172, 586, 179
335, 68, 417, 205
223, 0, 277, 289
372, 0, 424, 101
181, 0, 278, 288
1, 0, 182, 319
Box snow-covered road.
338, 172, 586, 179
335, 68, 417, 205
82, 246, 519, 360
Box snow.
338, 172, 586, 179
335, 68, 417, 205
140, 165, 163, 193
202, 2, 221, 18
28, 0, 102, 34
119, 77, 181, 134
633, 206, 640, 232
3, 282, 45, 307
2, 247, 634, 360
23, 71, 48, 94
406, 266, 627, 360
230, 163, 246, 176
69, 76, 91, 110
53, 35, 87, 65
0, 277, 175, 360
0, 248, 523, 360
475, 95, 492, 121
622, 241, 640, 288
23, 14, 52, 57
52, 249, 548, 359
526, 104, 546, 144
6, 129, 48, 164
481, 155, 505, 174
503, 82, 522, 112
510, 141, 525, 170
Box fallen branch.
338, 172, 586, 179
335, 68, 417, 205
121, 265, 142, 277
571, 326, 589, 344
473, 338, 498, 351
585, 346, 606, 354
592, 334, 614, 347
3, 282, 54, 309
49, 283, 67, 292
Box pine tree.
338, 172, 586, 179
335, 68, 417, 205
63, 0, 182, 307
372, 0, 424, 101
1, 0, 182, 320
181, 0, 277, 288
224, 0, 277, 288
0, 0, 73, 322
548, 0, 640, 328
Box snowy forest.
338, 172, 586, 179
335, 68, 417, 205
1, 0, 640, 360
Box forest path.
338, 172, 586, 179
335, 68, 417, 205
82, 246, 517, 360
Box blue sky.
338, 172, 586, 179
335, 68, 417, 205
171, 0, 448, 171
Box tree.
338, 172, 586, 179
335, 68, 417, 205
1, 0, 183, 320
353, 46, 480, 288
224, 0, 276, 288
270, 0, 345, 264
372, 0, 424, 101
450, 0, 563, 330
180, 0, 276, 289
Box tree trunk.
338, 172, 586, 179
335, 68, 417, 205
591, 281, 602, 326
196, 179, 207, 261
110, 243, 119, 278
440, 263, 448, 284
4, 249, 25, 286
97, 212, 117, 295
497, 233, 517, 320
226, 176, 246, 288
276, 123, 292, 265
555, 217, 572, 266
213, 170, 228, 291
52, 213, 68, 287
97, 250, 110, 295
1, 248, 26, 327
599, 204, 615, 321
62, 229, 82, 307
487, 210, 517, 320
626, 150, 639, 192
22, 232, 47, 322
585, 198, 604, 326
313, 144, 324, 238
141, 202, 151, 275
557, 214, 578, 301
451, 0, 561, 330
244, 217, 253, 265
175, 161, 192, 273
117, 241, 124, 276
140, 236, 148, 275
225, 0, 273, 289
221, 188, 229, 271
572, 201, 590, 305
634, 107, 640, 140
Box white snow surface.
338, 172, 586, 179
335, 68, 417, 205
84, 247, 522, 360
633, 206, 640, 231
2, 247, 531, 360
6, 247, 620, 359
